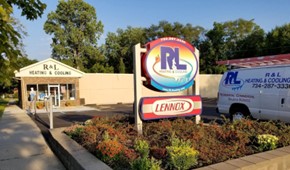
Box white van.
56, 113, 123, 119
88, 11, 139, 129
217, 65, 290, 122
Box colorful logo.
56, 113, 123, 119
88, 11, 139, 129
143, 37, 198, 92
140, 95, 202, 120
223, 71, 244, 90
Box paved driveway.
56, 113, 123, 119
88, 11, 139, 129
35, 98, 226, 129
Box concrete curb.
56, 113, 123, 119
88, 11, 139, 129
49, 128, 112, 170
196, 145, 290, 170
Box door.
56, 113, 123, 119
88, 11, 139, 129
48, 85, 60, 108
259, 88, 280, 121
278, 89, 290, 122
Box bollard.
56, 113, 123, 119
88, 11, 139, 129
49, 95, 53, 129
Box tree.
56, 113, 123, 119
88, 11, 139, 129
0, 0, 46, 93
145, 21, 204, 45
105, 21, 204, 73
199, 19, 264, 74
1, 0, 46, 61
265, 23, 290, 55
44, 0, 107, 72
105, 27, 147, 73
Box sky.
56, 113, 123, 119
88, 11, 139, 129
13, 0, 290, 61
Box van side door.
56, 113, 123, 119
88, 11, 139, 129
259, 88, 279, 121
278, 87, 290, 122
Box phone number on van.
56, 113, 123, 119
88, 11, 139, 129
252, 83, 290, 89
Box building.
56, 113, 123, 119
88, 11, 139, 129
14, 58, 84, 109
15, 58, 222, 110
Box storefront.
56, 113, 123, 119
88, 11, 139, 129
15, 58, 84, 109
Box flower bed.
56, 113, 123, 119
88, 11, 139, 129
64, 116, 290, 170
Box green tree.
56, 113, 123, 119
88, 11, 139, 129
0, 0, 45, 92
1, 0, 46, 61
44, 0, 108, 72
145, 20, 204, 45
265, 23, 290, 55
234, 28, 265, 58
199, 19, 264, 73
105, 21, 204, 73
105, 27, 146, 73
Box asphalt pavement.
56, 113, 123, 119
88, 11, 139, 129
35, 98, 224, 129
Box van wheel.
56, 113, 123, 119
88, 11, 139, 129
232, 112, 245, 121
230, 106, 251, 121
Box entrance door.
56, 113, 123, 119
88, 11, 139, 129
48, 85, 60, 108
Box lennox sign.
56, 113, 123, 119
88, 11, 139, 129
140, 96, 202, 120
133, 37, 201, 134
142, 37, 198, 92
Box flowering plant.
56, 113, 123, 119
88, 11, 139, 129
256, 134, 279, 151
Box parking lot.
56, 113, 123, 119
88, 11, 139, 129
34, 98, 226, 129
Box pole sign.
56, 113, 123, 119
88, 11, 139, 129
140, 95, 202, 120
142, 37, 198, 92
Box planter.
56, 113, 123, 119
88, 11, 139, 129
49, 127, 290, 170
36, 101, 44, 109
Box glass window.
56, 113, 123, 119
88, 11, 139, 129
27, 85, 37, 101
38, 84, 48, 101
68, 84, 76, 100
60, 84, 67, 100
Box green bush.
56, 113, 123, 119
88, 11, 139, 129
166, 136, 199, 170
64, 124, 84, 140
131, 139, 161, 170
256, 134, 279, 151
64, 116, 290, 169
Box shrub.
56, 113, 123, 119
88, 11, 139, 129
131, 157, 161, 170
256, 134, 279, 151
64, 124, 84, 142
166, 135, 199, 170
64, 116, 290, 169
131, 139, 161, 170
97, 138, 123, 158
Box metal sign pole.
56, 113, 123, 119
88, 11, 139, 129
194, 49, 201, 124
133, 43, 146, 135
49, 95, 53, 129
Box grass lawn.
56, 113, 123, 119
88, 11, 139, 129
0, 98, 9, 118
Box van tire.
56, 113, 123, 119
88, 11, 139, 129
230, 105, 251, 121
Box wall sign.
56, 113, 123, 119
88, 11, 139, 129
143, 37, 198, 92
140, 95, 202, 120
15, 58, 84, 77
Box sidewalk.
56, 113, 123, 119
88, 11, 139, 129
0, 102, 65, 170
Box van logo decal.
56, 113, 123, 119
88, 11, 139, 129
223, 71, 244, 90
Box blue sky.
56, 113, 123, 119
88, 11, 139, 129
13, 0, 290, 61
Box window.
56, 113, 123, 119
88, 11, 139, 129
60, 84, 67, 100
60, 84, 76, 100
68, 84, 76, 100
26, 84, 37, 100
38, 84, 48, 101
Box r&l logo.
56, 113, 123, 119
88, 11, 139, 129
223, 71, 244, 90
143, 37, 198, 92
160, 46, 186, 70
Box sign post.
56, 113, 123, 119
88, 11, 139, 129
194, 50, 201, 124
133, 43, 147, 135
133, 37, 201, 135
